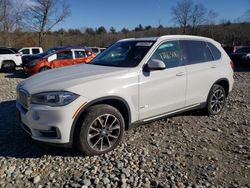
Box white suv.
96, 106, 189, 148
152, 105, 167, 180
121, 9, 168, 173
0, 47, 22, 72
16, 35, 234, 155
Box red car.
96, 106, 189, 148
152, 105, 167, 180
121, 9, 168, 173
25, 49, 96, 74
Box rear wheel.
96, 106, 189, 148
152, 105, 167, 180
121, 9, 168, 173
76, 104, 125, 156
39, 66, 51, 72
2, 61, 16, 73
205, 84, 226, 115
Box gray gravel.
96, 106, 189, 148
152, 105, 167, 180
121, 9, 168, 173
0, 68, 250, 187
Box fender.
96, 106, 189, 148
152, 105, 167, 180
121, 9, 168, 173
69, 96, 131, 145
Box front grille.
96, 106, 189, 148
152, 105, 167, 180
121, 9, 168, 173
17, 89, 30, 109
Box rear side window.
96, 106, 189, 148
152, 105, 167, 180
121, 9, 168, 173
150, 40, 183, 69
181, 40, 214, 65
0, 49, 14, 54
57, 51, 73, 60
75, 51, 86, 58
32, 49, 40, 54
207, 42, 221, 60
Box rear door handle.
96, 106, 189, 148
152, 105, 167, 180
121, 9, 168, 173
176, 72, 185, 76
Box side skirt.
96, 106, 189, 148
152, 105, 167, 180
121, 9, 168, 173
128, 102, 206, 129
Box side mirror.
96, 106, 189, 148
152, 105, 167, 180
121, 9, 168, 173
147, 59, 166, 70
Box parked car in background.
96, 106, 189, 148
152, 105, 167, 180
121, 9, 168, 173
21, 47, 67, 67
88, 47, 106, 55
19, 47, 43, 56
223, 46, 234, 54
25, 48, 96, 74
16, 35, 234, 155
0, 47, 22, 72
229, 46, 250, 67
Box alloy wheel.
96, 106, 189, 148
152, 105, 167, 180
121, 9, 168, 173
87, 114, 121, 152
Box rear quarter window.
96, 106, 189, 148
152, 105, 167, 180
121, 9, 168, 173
207, 42, 222, 60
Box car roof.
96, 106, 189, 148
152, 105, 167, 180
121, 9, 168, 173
119, 35, 218, 44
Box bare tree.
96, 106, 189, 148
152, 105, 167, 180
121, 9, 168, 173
206, 10, 218, 38
190, 4, 206, 33
0, 0, 10, 44
171, 0, 193, 34
26, 0, 70, 46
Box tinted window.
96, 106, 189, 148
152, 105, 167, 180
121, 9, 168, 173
91, 41, 154, 67
0, 49, 14, 54
91, 48, 99, 53
21, 49, 30, 54
181, 40, 214, 65
207, 42, 221, 60
150, 40, 183, 68
57, 51, 73, 60
75, 51, 86, 58
236, 47, 250, 53
32, 49, 40, 54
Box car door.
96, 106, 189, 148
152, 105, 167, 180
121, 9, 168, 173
74, 50, 88, 64
139, 40, 187, 120
181, 40, 217, 106
51, 50, 74, 68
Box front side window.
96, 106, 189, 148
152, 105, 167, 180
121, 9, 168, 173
150, 40, 183, 69
57, 51, 73, 60
90, 40, 155, 67
181, 40, 214, 65
75, 51, 86, 58
21, 49, 30, 54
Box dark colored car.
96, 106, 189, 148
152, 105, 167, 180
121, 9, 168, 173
21, 47, 67, 67
229, 46, 250, 67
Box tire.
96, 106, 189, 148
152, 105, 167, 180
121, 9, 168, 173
76, 104, 125, 156
39, 66, 51, 72
2, 61, 16, 73
205, 84, 226, 115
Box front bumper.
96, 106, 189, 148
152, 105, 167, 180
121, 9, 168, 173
16, 96, 88, 144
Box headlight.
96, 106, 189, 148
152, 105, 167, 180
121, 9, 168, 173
31, 91, 79, 106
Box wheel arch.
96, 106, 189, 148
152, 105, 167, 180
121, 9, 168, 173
70, 96, 131, 145
213, 78, 230, 97
1, 60, 16, 67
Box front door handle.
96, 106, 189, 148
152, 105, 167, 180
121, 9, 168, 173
176, 72, 185, 76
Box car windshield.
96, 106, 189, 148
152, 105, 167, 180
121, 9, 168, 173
90, 40, 155, 67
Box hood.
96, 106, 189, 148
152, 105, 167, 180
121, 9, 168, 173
18, 64, 128, 94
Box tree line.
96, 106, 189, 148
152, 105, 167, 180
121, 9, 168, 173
0, 0, 249, 49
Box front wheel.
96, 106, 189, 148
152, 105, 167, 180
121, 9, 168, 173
76, 104, 125, 156
205, 84, 226, 115
2, 61, 16, 73
39, 66, 51, 72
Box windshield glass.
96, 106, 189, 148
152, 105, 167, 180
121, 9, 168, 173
90, 40, 155, 67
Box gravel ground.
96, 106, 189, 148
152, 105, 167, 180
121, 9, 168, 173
0, 68, 250, 188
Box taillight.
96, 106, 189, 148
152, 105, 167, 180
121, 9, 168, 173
230, 60, 234, 70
